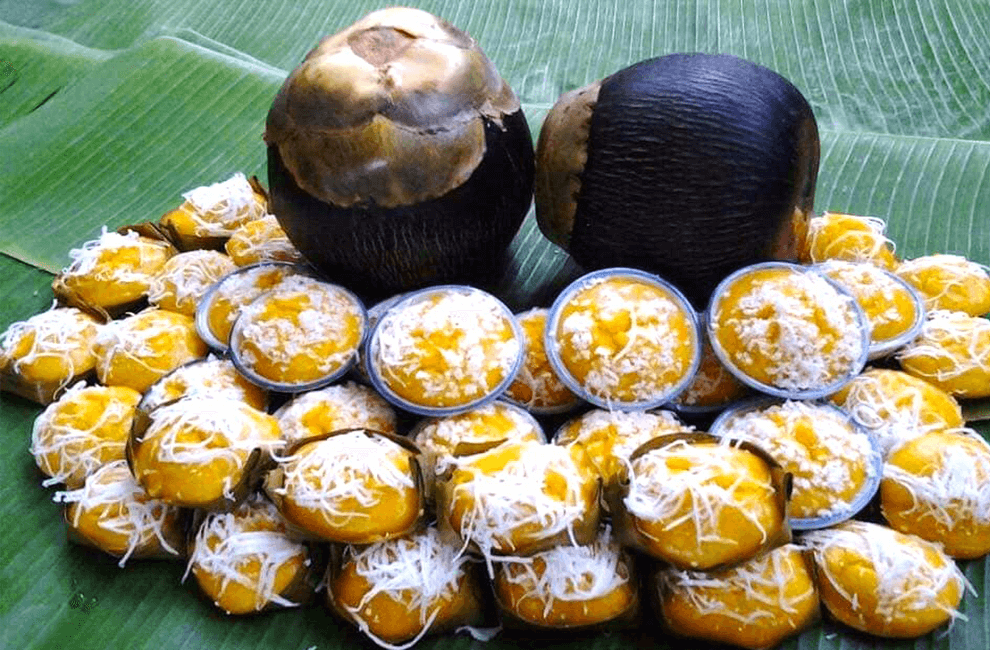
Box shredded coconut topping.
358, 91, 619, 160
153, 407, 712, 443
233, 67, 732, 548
897, 310, 990, 395
895, 254, 990, 315
817, 260, 920, 344
1, 304, 99, 385
142, 356, 261, 412
225, 215, 304, 265
54, 460, 182, 566
275, 382, 397, 443
147, 250, 236, 313
180, 172, 267, 236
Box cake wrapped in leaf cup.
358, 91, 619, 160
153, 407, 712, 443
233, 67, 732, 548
158, 173, 269, 251
264, 6, 535, 297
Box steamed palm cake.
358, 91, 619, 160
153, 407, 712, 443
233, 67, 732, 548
159, 172, 268, 242
371, 287, 521, 411
657, 543, 819, 649
274, 381, 397, 445
897, 309, 990, 398
816, 260, 923, 355
709, 264, 866, 396
224, 215, 305, 266
504, 308, 579, 413
802, 520, 967, 638
187, 495, 310, 614
621, 438, 784, 570
231, 275, 365, 388
147, 250, 237, 316
493, 526, 636, 629
549, 272, 699, 407
198, 263, 301, 350
801, 212, 898, 269
881, 429, 990, 559
715, 400, 879, 526
895, 253, 990, 316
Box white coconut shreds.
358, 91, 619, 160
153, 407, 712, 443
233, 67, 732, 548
415, 401, 545, 470
92, 309, 196, 381
54, 460, 182, 567
147, 250, 236, 312
715, 268, 865, 391
495, 525, 629, 619
447, 441, 590, 573
801, 521, 973, 626
275, 382, 398, 443
373, 288, 520, 404
884, 430, 990, 528
658, 543, 816, 626
30, 383, 137, 487
181, 172, 267, 236
896, 254, 990, 313
62, 227, 170, 284
273, 430, 415, 519
1, 304, 99, 379
184, 495, 308, 612
623, 439, 775, 546
716, 401, 878, 521
234, 275, 364, 381
557, 408, 691, 463
817, 260, 918, 343
226, 215, 304, 265
897, 310, 990, 388
555, 277, 693, 401
142, 356, 256, 412
339, 527, 473, 650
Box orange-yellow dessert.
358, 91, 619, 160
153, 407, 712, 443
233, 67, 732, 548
141, 356, 268, 413
53, 228, 175, 314
224, 215, 305, 266
186, 494, 311, 614
370, 286, 522, 413
816, 260, 924, 357
897, 309, 990, 398
147, 249, 236, 316
504, 308, 580, 414
801, 212, 898, 269
895, 254, 990, 316
618, 436, 786, 570
802, 520, 967, 638
270, 429, 422, 544
130, 396, 282, 508
657, 543, 819, 649
159, 172, 268, 248
93, 308, 208, 393
714, 400, 879, 527
830, 368, 964, 456
493, 526, 637, 629
709, 263, 867, 397
330, 527, 485, 647
553, 408, 690, 490
548, 270, 699, 408
0, 306, 102, 403
56, 459, 184, 566
196, 262, 301, 350
881, 429, 990, 559
671, 331, 751, 411
230, 275, 365, 389
275, 381, 397, 445
31, 383, 142, 488
438, 439, 600, 565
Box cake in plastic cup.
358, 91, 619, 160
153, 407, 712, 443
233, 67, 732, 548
502, 307, 582, 415
706, 262, 869, 400
545, 268, 701, 411
228, 275, 366, 393
366, 285, 523, 416
194, 261, 306, 353
815, 260, 925, 360
711, 397, 882, 530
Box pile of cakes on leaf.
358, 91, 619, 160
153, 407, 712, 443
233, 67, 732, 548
3, 6, 990, 650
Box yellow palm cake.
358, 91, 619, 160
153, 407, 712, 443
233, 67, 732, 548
671, 330, 751, 412
269, 429, 423, 544
0, 306, 102, 403
93, 308, 207, 393
801, 212, 898, 269
140, 356, 268, 414
547, 269, 700, 409
493, 526, 637, 630
129, 396, 282, 508
657, 543, 819, 649
830, 367, 963, 456
713, 400, 880, 528
159, 172, 268, 249
897, 309, 990, 398
229, 275, 365, 390
56, 459, 184, 566
503, 308, 580, 414
881, 429, 990, 559
802, 520, 968, 638
274, 381, 398, 445
186, 494, 311, 614
224, 214, 304, 266
708, 263, 868, 398
330, 526, 485, 648
895, 253, 990, 316
147, 249, 237, 316
31, 383, 141, 488
616, 435, 787, 570
369, 286, 522, 414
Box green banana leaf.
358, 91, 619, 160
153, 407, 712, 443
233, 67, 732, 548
1, 2, 988, 649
